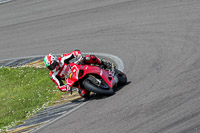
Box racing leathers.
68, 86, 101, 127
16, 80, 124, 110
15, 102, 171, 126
49, 50, 103, 97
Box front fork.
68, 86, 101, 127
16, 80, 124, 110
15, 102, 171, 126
114, 75, 119, 85
110, 66, 119, 86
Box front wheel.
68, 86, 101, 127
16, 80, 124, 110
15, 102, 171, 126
83, 77, 115, 96
115, 69, 127, 85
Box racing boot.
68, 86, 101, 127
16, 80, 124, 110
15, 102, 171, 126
78, 89, 91, 101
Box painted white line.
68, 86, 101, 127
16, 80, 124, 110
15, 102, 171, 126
0, 55, 45, 61
0, 53, 124, 71
0, 0, 12, 4
85, 52, 124, 72
30, 101, 88, 133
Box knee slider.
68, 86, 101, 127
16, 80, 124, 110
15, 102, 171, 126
85, 56, 91, 61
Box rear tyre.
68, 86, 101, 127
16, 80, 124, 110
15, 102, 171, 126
83, 77, 115, 96
115, 69, 127, 85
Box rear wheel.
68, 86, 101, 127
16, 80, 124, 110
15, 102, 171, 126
83, 76, 115, 96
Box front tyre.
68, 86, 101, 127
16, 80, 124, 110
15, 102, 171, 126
115, 69, 127, 85
83, 78, 115, 96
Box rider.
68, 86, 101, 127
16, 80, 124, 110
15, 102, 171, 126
44, 50, 111, 98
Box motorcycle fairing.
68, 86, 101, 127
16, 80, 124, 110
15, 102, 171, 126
65, 63, 116, 88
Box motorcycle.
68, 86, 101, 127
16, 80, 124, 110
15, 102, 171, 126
64, 62, 127, 96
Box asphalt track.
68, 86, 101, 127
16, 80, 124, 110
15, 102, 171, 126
1, 0, 200, 133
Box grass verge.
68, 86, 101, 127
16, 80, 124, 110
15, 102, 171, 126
0, 67, 63, 132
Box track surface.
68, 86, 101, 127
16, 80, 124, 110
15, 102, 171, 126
1, 0, 200, 133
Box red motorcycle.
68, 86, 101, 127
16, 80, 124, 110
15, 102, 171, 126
64, 62, 127, 96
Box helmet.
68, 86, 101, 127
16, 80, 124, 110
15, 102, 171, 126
44, 53, 59, 71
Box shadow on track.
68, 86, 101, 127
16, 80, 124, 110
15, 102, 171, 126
79, 81, 132, 101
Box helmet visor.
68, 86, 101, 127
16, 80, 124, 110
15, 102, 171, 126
47, 61, 58, 71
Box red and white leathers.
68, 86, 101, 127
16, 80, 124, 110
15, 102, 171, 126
50, 50, 102, 97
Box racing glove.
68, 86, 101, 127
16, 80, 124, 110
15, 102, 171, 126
59, 84, 72, 92
74, 54, 84, 64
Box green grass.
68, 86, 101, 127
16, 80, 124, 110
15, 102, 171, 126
0, 67, 63, 132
